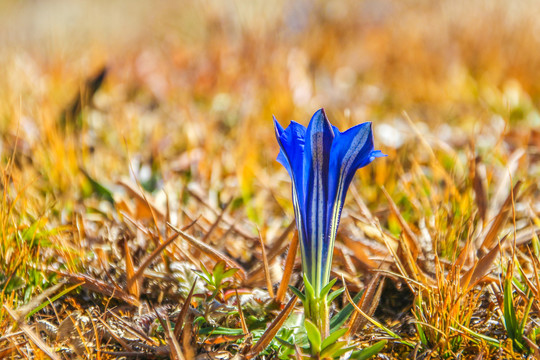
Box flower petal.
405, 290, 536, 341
273, 117, 312, 277
302, 108, 335, 292
323, 122, 385, 284
329, 122, 379, 194
274, 117, 306, 186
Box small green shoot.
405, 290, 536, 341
195, 261, 238, 301
304, 320, 355, 358
502, 275, 533, 353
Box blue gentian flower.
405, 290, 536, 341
274, 108, 385, 296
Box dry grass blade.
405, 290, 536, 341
167, 222, 246, 280
0, 344, 22, 358
342, 282, 402, 341
181, 314, 195, 360
4, 305, 61, 360
396, 233, 425, 283
247, 221, 295, 283
124, 240, 140, 299
106, 310, 157, 345
127, 221, 198, 292
0, 331, 24, 342
455, 236, 472, 270
350, 183, 375, 221
335, 243, 358, 274
246, 294, 298, 359
258, 231, 274, 298
348, 274, 385, 336
117, 179, 166, 220
235, 289, 249, 336
523, 336, 540, 358
120, 210, 152, 236
201, 199, 231, 242
528, 248, 540, 301
490, 149, 525, 214
341, 236, 378, 270
275, 232, 299, 303
480, 181, 521, 251
186, 186, 257, 241
473, 352, 484, 360
267, 220, 296, 256
349, 212, 399, 249
454, 218, 476, 270
154, 308, 185, 360
461, 235, 507, 291
380, 187, 431, 283
100, 349, 169, 358
515, 226, 540, 246
374, 269, 429, 290
96, 317, 134, 352
174, 279, 198, 341
8, 281, 66, 320
166, 191, 171, 239
167, 322, 186, 360
472, 155, 488, 223
382, 186, 421, 260
374, 217, 423, 294
402, 111, 457, 194
133, 167, 167, 245
331, 269, 363, 292
58, 271, 140, 306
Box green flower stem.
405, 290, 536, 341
303, 275, 330, 339
306, 295, 329, 339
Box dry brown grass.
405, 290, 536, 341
0, 0, 539, 358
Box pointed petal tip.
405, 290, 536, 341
370, 150, 387, 161
308, 108, 334, 137
273, 116, 284, 136
315, 108, 329, 121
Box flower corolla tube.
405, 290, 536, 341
274, 108, 385, 296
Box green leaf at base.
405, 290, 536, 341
350, 340, 387, 360
288, 285, 306, 303
304, 319, 322, 354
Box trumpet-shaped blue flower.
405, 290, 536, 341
274, 109, 385, 296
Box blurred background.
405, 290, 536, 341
0, 0, 539, 228
2, 1, 540, 356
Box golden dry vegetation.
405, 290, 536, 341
0, 0, 540, 359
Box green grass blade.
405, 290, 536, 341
329, 290, 363, 332
198, 326, 245, 336
454, 324, 501, 348
350, 340, 387, 360
26, 282, 83, 319
321, 327, 347, 351
320, 341, 348, 358
503, 277, 518, 340
327, 287, 345, 305
81, 168, 114, 203
275, 336, 296, 349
